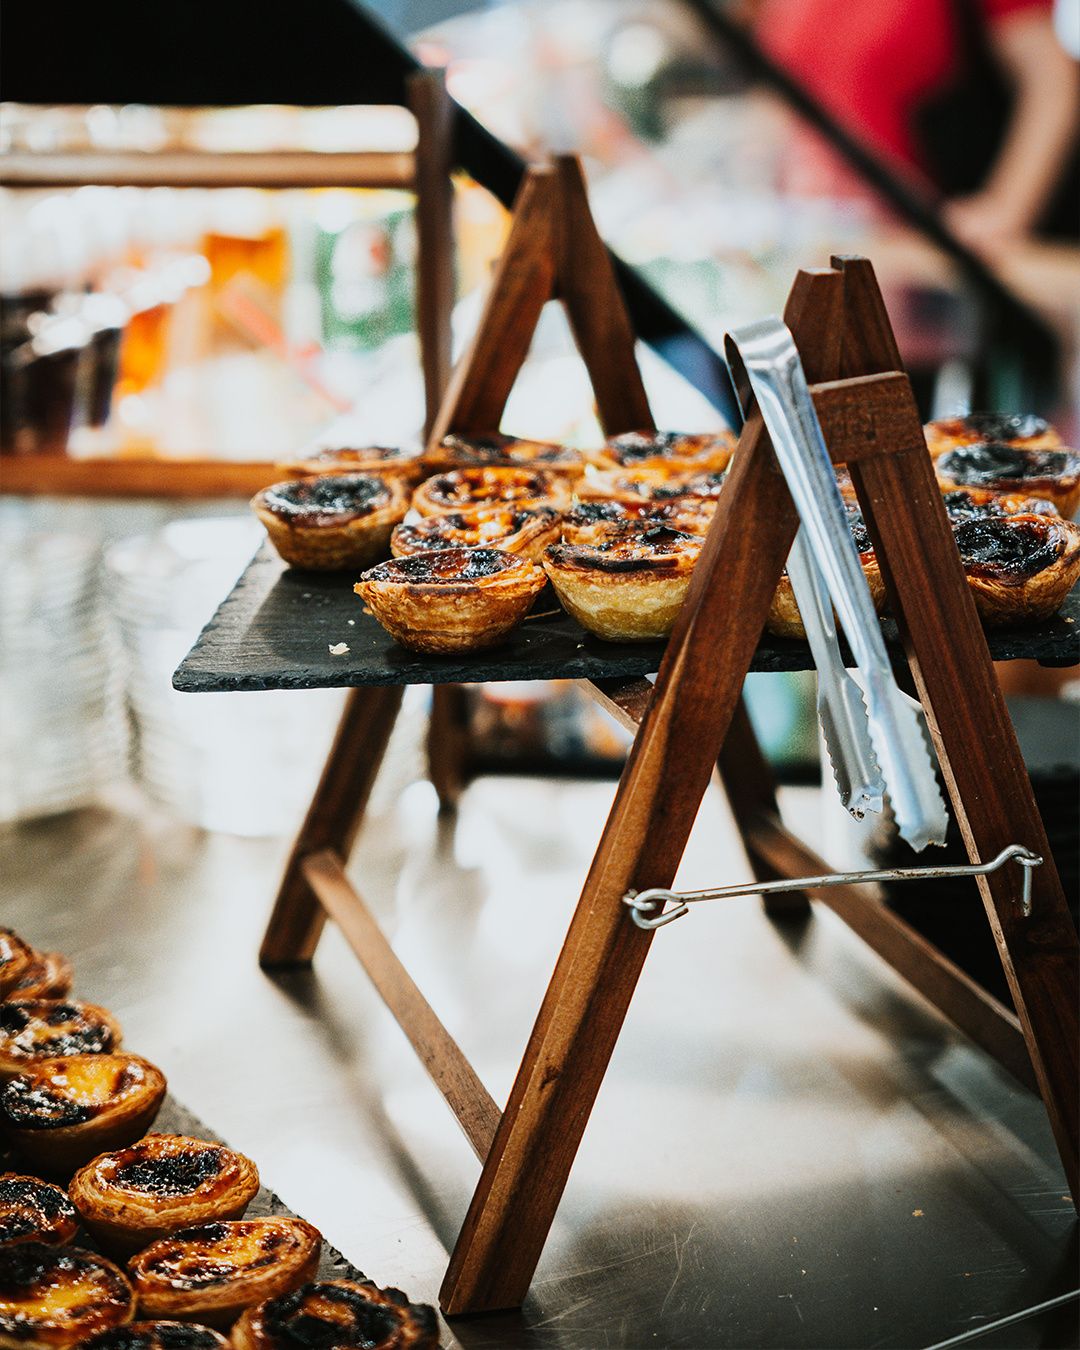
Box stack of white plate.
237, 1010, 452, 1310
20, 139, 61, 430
0, 527, 128, 821
105, 517, 346, 836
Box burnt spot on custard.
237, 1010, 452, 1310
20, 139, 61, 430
621, 470, 726, 502
364, 548, 517, 585
937, 442, 1076, 488
111, 1148, 226, 1197
261, 476, 390, 527
947, 413, 1051, 443
0, 1178, 75, 1243
81, 1324, 227, 1350
256, 1281, 437, 1350
548, 527, 699, 574
396, 506, 554, 552
0, 1002, 116, 1058
135, 1221, 315, 1290
953, 517, 1063, 581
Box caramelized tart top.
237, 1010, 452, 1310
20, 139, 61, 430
239, 1279, 438, 1350
1, 1055, 156, 1131
936, 442, 1079, 490
129, 1220, 320, 1293
360, 547, 532, 588
546, 525, 702, 574
416, 466, 566, 511
79, 1322, 229, 1350
431, 432, 573, 468
942, 488, 1059, 521
258, 476, 393, 528
74, 1135, 256, 1207
951, 515, 1074, 581
0, 1242, 133, 1338
599, 429, 735, 468
928, 413, 1056, 446
563, 498, 715, 536
289, 447, 417, 471
392, 505, 558, 553
0, 1002, 119, 1067
0, 1176, 77, 1246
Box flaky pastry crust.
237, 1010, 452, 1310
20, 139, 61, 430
1, 1054, 166, 1176
0, 1003, 121, 1082
0, 936, 33, 1001
766, 505, 885, 640
391, 504, 561, 561
128, 1220, 321, 1328
4, 954, 73, 1004
543, 527, 702, 642
231, 1280, 438, 1350
0, 1176, 77, 1247
412, 466, 571, 517
70, 1135, 259, 1257
251, 475, 408, 572
0, 1243, 133, 1349
356, 548, 546, 654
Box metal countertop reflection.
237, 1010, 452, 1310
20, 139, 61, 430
3, 772, 1076, 1349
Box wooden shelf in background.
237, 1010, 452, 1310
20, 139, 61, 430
0, 454, 283, 499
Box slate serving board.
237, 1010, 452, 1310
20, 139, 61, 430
173, 544, 1080, 694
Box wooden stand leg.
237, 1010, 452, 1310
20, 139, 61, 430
439, 270, 840, 1316
427, 684, 471, 813
260, 686, 403, 968
834, 255, 1079, 1200
717, 697, 812, 919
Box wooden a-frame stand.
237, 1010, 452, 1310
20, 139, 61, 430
259, 159, 1079, 1316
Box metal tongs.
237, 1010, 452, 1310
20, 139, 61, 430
726, 318, 949, 851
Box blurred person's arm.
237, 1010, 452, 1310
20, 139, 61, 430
945, 8, 1080, 249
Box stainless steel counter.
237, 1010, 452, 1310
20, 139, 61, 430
3, 770, 1076, 1348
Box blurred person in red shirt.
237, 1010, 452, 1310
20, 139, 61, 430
756, 0, 1079, 251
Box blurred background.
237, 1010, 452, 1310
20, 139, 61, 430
1, 0, 1076, 920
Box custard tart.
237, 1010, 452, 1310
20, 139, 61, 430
561, 497, 716, 545
423, 432, 581, 476
276, 446, 424, 485
576, 465, 726, 507
412, 466, 571, 518
0, 1003, 121, 1081
78, 1321, 229, 1350
232, 1280, 438, 1350
2, 1054, 165, 1176
356, 548, 546, 655
0, 1243, 134, 1348
587, 429, 735, 475
0, 1177, 77, 1247
543, 526, 702, 642
0, 935, 33, 1001
934, 443, 1080, 517
766, 504, 885, 640
923, 412, 1060, 457
5, 954, 73, 1004
942, 487, 1060, 522
950, 513, 1080, 625
128, 1219, 321, 1328
391, 504, 561, 561
69, 1136, 259, 1257
251, 476, 408, 572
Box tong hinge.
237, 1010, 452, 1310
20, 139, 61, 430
624, 845, 1043, 930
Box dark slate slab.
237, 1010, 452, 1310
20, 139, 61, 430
173, 543, 1079, 693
